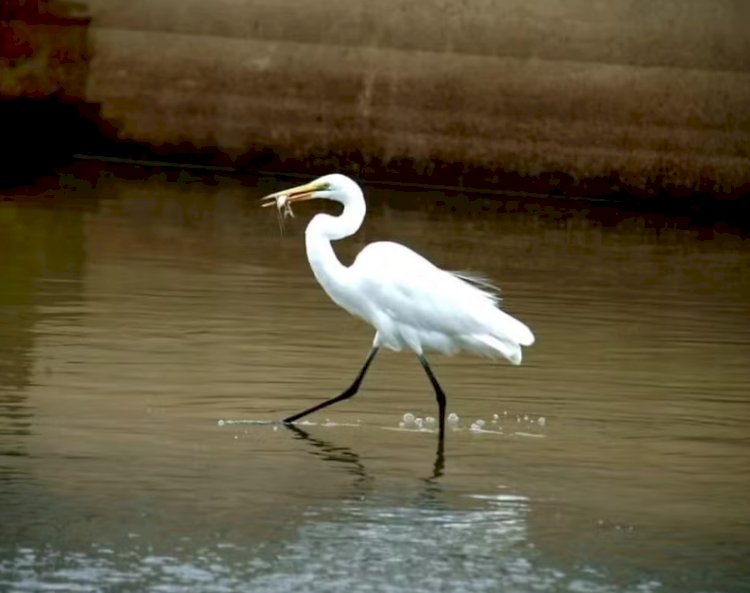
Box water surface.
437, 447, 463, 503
1, 164, 749, 592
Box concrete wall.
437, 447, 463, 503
4, 0, 750, 196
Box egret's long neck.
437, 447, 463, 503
304, 193, 366, 303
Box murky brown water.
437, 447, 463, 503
1, 163, 749, 592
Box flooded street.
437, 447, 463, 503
1, 163, 749, 592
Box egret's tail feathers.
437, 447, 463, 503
475, 335, 523, 365
492, 310, 535, 347
452, 271, 502, 304
514, 321, 535, 347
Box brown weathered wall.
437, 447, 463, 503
4, 0, 750, 195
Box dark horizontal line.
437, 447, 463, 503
72, 153, 627, 205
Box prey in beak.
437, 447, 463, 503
260, 180, 321, 235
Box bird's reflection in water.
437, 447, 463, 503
416, 438, 448, 511
284, 424, 446, 487
284, 424, 372, 490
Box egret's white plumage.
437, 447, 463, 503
350, 241, 533, 361
262, 173, 534, 438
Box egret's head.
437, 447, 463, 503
261, 173, 367, 238
260, 173, 361, 211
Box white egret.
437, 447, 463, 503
261, 174, 534, 440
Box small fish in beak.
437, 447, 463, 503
277, 194, 295, 219
274, 194, 294, 235
261, 180, 321, 235
261, 192, 295, 235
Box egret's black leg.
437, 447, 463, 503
418, 354, 447, 441
432, 438, 445, 478
283, 347, 379, 424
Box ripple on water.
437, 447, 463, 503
0, 495, 667, 593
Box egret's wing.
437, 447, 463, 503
352, 242, 527, 342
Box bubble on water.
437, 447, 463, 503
523, 415, 529, 422
492, 413, 499, 421
538, 416, 546, 426
415, 417, 424, 429
233, 435, 238, 440
272, 426, 278, 431
402, 412, 415, 425
503, 410, 508, 416
475, 419, 486, 428
217, 419, 225, 427
424, 416, 436, 427
447, 412, 459, 425
470, 422, 482, 432
398, 422, 405, 428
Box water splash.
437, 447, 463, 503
217, 412, 547, 437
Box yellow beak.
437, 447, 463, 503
260, 180, 322, 208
